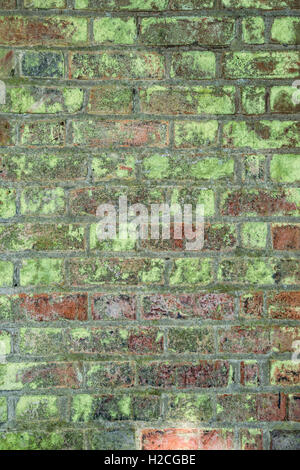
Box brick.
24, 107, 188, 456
219, 327, 270, 354
174, 121, 218, 148
71, 393, 160, 422
20, 258, 64, 286
86, 362, 135, 388
166, 394, 213, 422
21, 187, 65, 216
69, 258, 164, 286
0, 151, 88, 182
0, 261, 13, 287
142, 293, 235, 321
216, 394, 287, 422
270, 431, 300, 450
18, 328, 64, 355
0, 16, 88, 46
288, 395, 300, 422
271, 18, 300, 45
0, 1, 16, 8
223, 121, 300, 149
272, 224, 300, 250
270, 361, 300, 386
223, 52, 300, 79
0, 49, 16, 78
178, 361, 231, 388
221, 188, 300, 216
0, 430, 84, 450
0, 296, 16, 322
87, 85, 133, 115
270, 154, 300, 182
240, 429, 263, 451
270, 87, 300, 114
69, 51, 165, 80
240, 292, 264, 319
170, 51, 216, 79
241, 87, 266, 114
0, 223, 85, 251
0, 330, 10, 355
218, 258, 276, 285
0, 188, 16, 218
0, 86, 83, 114
241, 222, 267, 249
169, 187, 215, 216
141, 429, 234, 450
267, 292, 300, 320
139, 17, 235, 46
20, 120, 66, 146
93, 18, 136, 45
72, 120, 168, 147
242, 17, 265, 44
222, 0, 299, 7
24, 0, 66, 7
92, 294, 136, 320
75, 0, 168, 9
0, 362, 82, 390
170, 0, 214, 8
138, 362, 177, 387
139, 86, 235, 115
170, 259, 213, 286
271, 327, 300, 353
0, 397, 7, 423
91, 153, 136, 181
18, 293, 88, 321
240, 362, 260, 387
0, 119, 15, 145
90, 428, 136, 450
168, 327, 214, 354
21, 51, 64, 78
15, 396, 61, 421
242, 154, 265, 182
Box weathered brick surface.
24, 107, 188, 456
0, 0, 299, 451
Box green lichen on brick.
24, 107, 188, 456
0, 297, 12, 321
242, 223, 268, 249
21, 187, 65, 216
166, 393, 213, 421
170, 259, 212, 285
71, 394, 93, 422
0, 330, 10, 355
241, 87, 266, 114
93, 18, 137, 44
24, 0, 66, 7
242, 154, 265, 182
90, 224, 136, 252
75, 0, 168, 9
270, 154, 300, 183
242, 17, 265, 44
0, 261, 13, 287
92, 154, 135, 180
0, 188, 16, 218
21, 52, 64, 78
20, 259, 63, 286
0, 397, 7, 423
0, 49, 16, 78
140, 260, 164, 283
270, 86, 300, 113
174, 121, 218, 148
170, 51, 216, 79
16, 396, 59, 421
88, 85, 133, 114
271, 18, 300, 45
190, 157, 234, 180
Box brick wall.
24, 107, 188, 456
0, 0, 299, 450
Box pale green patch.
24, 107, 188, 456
242, 222, 267, 249
170, 259, 212, 285
20, 259, 63, 286
0, 261, 13, 287
72, 395, 93, 422
271, 18, 300, 45
94, 18, 136, 45
270, 154, 300, 183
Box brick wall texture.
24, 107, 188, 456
0, 0, 299, 451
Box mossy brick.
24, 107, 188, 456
174, 121, 218, 148
90, 223, 137, 252
223, 52, 300, 79
0, 223, 85, 251
218, 258, 277, 285
142, 154, 234, 181
86, 362, 135, 388
267, 291, 300, 320
240, 362, 261, 387
241, 87, 266, 114
270, 87, 300, 114
222, 0, 300, 8
221, 188, 300, 216
170, 0, 214, 8
19, 328, 64, 355
0, 362, 82, 390
0, 330, 10, 355
72, 120, 168, 147
16, 396, 60, 421
90, 427, 136, 450
270, 361, 300, 386
0, 296, 15, 321
170, 187, 215, 217
21, 187, 65, 216
223, 121, 300, 149
0, 49, 16, 78
87, 85, 133, 115
242, 17, 265, 44
271, 18, 300, 45
0, 188, 16, 218
139, 86, 235, 115
270, 431, 300, 451
168, 327, 214, 353
138, 361, 177, 387
270, 154, 300, 183
218, 326, 271, 354
0, 431, 84, 450
69, 258, 164, 285
177, 360, 232, 388
0, 261, 13, 287
272, 224, 300, 250
18, 293, 88, 321
20, 258, 64, 286
0, 397, 6, 423
93, 18, 136, 45
0, 16, 88, 46
241, 222, 268, 249
240, 429, 264, 450
24, 0, 67, 7
69, 51, 165, 80
242, 154, 265, 182
139, 17, 235, 46
71, 393, 160, 421
0, 1, 16, 8
0, 151, 88, 182
75, 0, 168, 10
288, 394, 300, 421
276, 259, 300, 285
0, 87, 84, 114
142, 293, 235, 321
0, 119, 15, 145
170, 259, 213, 286
20, 120, 66, 146
240, 292, 264, 319
92, 294, 136, 321
21, 51, 64, 78
166, 393, 213, 422
91, 153, 136, 181
170, 51, 216, 79
271, 326, 300, 353
216, 394, 286, 422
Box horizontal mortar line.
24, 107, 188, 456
7, 352, 296, 359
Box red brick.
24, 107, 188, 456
18, 293, 88, 321
218, 327, 270, 354
240, 429, 263, 450
268, 292, 300, 320
272, 225, 300, 250
138, 362, 177, 388
240, 362, 260, 386
288, 395, 300, 422
216, 394, 286, 422
178, 361, 231, 388
271, 327, 300, 353
92, 294, 136, 321
240, 292, 264, 318
271, 361, 300, 386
